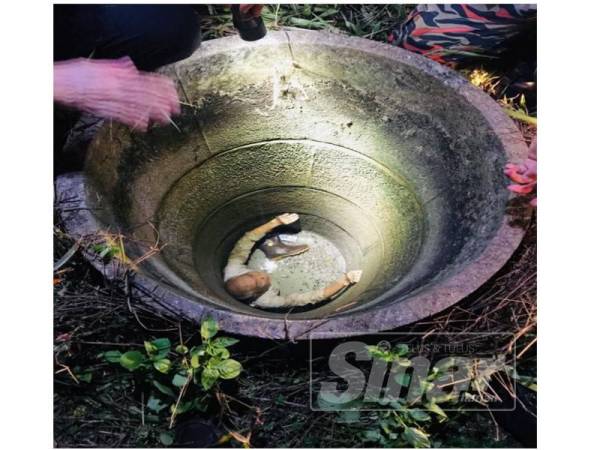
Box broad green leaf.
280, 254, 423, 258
435, 358, 460, 373
103, 350, 122, 363
367, 345, 396, 362
152, 337, 171, 349
426, 402, 448, 420
207, 345, 230, 359
175, 344, 189, 354
395, 357, 412, 367
119, 351, 145, 371
389, 399, 407, 410
159, 431, 174, 446
93, 243, 117, 259
144, 341, 157, 356
172, 372, 188, 388
170, 400, 193, 415
151, 338, 171, 359
212, 337, 239, 348
147, 396, 168, 413
377, 396, 391, 406
77, 372, 92, 383
430, 391, 459, 404
215, 359, 242, 379
394, 343, 409, 356
363, 429, 383, 442
394, 372, 411, 387
366, 345, 385, 357
190, 354, 201, 369
381, 415, 397, 432
200, 317, 219, 341
189, 345, 206, 357
408, 409, 431, 422
201, 367, 219, 390
403, 427, 430, 448
206, 356, 222, 368
420, 380, 434, 393
152, 380, 176, 398
193, 367, 203, 386
153, 358, 172, 374
428, 367, 440, 379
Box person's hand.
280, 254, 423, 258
276, 213, 300, 225
346, 270, 363, 284
504, 135, 537, 207
239, 4, 263, 18
54, 57, 180, 131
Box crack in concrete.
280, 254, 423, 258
282, 28, 297, 65
175, 66, 214, 158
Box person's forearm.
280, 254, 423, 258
53, 57, 180, 131
225, 228, 262, 276
252, 274, 351, 308
321, 274, 352, 299
54, 60, 85, 106
286, 274, 350, 305
226, 219, 278, 267
251, 217, 285, 236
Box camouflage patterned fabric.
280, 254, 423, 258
389, 4, 537, 65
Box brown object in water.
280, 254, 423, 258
259, 236, 310, 260
225, 271, 272, 300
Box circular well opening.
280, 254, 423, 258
72, 30, 528, 337
158, 139, 425, 319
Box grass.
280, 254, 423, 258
199, 4, 412, 42
199, 4, 537, 139
458, 65, 536, 145
54, 214, 536, 448
55, 4, 536, 448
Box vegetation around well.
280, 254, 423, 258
54, 5, 536, 448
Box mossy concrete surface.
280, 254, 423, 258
56, 29, 530, 339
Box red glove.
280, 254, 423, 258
504, 135, 537, 207
239, 4, 263, 18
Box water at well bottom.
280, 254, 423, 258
247, 230, 347, 297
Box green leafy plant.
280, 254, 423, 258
91, 241, 121, 260
319, 343, 461, 448
336, 343, 514, 448
102, 316, 242, 427
499, 91, 537, 126
90, 232, 132, 264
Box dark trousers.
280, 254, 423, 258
54, 5, 202, 174
54, 4, 202, 70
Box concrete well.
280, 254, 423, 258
56, 29, 530, 339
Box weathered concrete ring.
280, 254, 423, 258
56, 30, 530, 339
